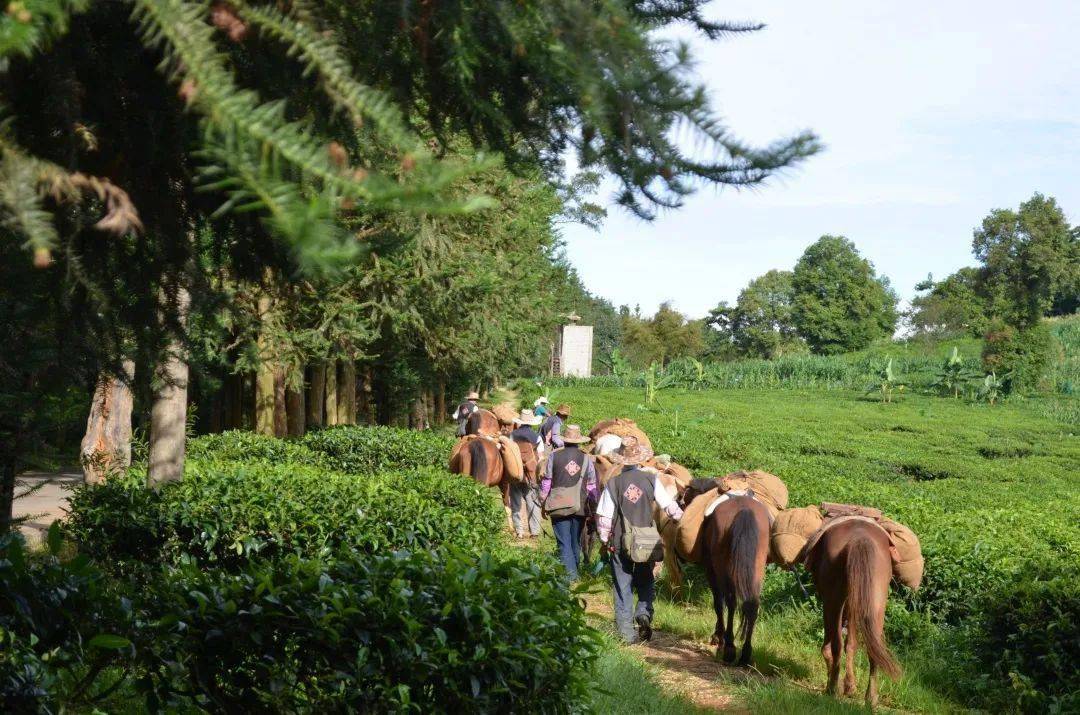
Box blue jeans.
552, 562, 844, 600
551, 515, 584, 579
610, 550, 655, 642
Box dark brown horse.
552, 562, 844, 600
465, 409, 500, 436
701, 494, 770, 665
453, 436, 512, 529
806, 519, 901, 708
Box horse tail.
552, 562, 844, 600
845, 536, 901, 678
467, 439, 488, 483
730, 506, 761, 639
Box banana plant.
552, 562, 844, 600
930, 346, 978, 399
866, 358, 903, 403
978, 372, 1008, 405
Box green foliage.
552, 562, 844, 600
557, 385, 1080, 708
977, 371, 1007, 405
707, 269, 804, 358
981, 320, 1054, 394
929, 346, 980, 398
138, 548, 599, 713
908, 267, 989, 337
620, 301, 705, 368
974, 193, 1078, 328
866, 357, 903, 403
300, 425, 453, 473
0, 528, 131, 711
791, 236, 899, 354
66, 431, 501, 572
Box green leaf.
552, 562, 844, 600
88, 634, 132, 650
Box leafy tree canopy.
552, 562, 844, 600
707, 269, 803, 359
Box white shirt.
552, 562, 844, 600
596, 468, 682, 543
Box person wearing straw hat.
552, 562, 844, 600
596, 437, 684, 644
540, 424, 597, 579
533, 396, 550, 419
508, 409, 544, 539
539, 403, 571, 448
452, 391, 481, 437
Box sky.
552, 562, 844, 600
560, 0, 1080, 319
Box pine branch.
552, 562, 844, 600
0, 0, 87, 68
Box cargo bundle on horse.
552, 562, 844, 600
769, 502, 923, 589
589, 417, 652, 451
465, 408, 501, 436
448, 433, 525, 531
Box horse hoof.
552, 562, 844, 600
709, 633, 720, 646
722, 646, 737, 664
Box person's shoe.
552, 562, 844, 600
635, 614, 653, 642
515, 532, 525, 540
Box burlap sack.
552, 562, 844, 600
497, 436, 524, 481
720, 470, 788, 519
674, 487, 719, 563
880, 518, 924, 589
589, 418, 652, 450
492, 404, 517, 426
769, 505, 824, 568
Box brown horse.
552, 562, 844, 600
453, 436, 512, 529
701, 494, 771, 665
806, 519, 901, 708
465, 409, 500, 436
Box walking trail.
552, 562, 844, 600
13, 469, 79, 547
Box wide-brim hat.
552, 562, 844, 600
534, 397, 549, 405
561, 424, 590, 444
514, 409, 542, 426
609, 443, 654, 466
465, 391, 480, 400
555, 403, 571, 416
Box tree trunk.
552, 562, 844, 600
286, 384, 305, 437
410, 396, 427, 430
338, 360, 356, 425
357, 366, 372, 425
148, 287, 190, 488
80, 359, 135, 484
306, 364, 325, 428
223, 372, 243, 430
325, 359, 339, 426
273, 367, 287, 437
0, 458, 15, 532
255, 360, 276, 436
435, 379, 446, 424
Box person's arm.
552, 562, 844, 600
550, 421, 565, 449
596, 487, 616, 543
540, 452, 555, 500
583, 458, 598, 503
653, 475, 684, 520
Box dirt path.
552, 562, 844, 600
582, 592, 746, 712
13, 469, 80, 547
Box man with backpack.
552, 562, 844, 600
539, 403, 571, 448
596, 438, 683, 643
509, 409, 544, 540
540, 424, 597, 579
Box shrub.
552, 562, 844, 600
186, 430, 323, 465
66, 461, 503, 572
139, 549, 599, 713
300, 425, 454, 474
0, 528, 132, 711
981, 321, 1054, 394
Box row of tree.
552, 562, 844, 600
604, 193, 1077, 368
0, 1, 816, 523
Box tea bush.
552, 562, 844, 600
300, 425, 454, 473
67, 460, 503, 572
136, 548, 598, 713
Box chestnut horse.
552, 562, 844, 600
465, 409, 500, 436
454, 437, 512, 529
701, 494, 771, 665
806, 519, 900, 708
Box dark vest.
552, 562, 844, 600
549, 446, 589, 516
456, 401, 479, 419
510, 426, 538, 445
606, 467, 657, 547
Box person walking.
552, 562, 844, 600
539, 403, 571, 448
596, 438, 683, 643
509, 409, 544, 539
533, 396, 550, 419
540, 424, 596, 579
452, 391, 480, 437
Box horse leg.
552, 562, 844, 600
865, 603, 887, 709
822, 598, 843, 696
500, 480, 513, 532
723, 590, 738, 664
737, 584, 759, 667
704, 551, 724, 649
843, 618, 859, 696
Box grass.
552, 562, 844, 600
588, 633, 714, 714
554, 385, 1079, 712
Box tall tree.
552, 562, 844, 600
791, 236, 898, 354
621, 302, 704, 367
708, 269, 802, 358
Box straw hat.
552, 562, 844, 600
561, 424, 590, 444
465, 391, 480, 401
514, 409, 542, 426
609, 442, 655, 466
555, 403, 571, 416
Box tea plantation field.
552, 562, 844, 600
559, 386, 1079, 713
